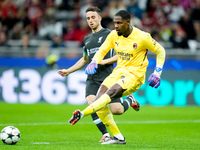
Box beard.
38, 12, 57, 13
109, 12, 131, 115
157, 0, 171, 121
91, 24, 98, 31
92, 26, 97, 31
117, 32, 122, 36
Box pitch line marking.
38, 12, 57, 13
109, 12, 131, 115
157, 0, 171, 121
31, 142, 50, 144
0, 119, 200, 126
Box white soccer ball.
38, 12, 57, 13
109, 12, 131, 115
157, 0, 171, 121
1, 126, 21, 145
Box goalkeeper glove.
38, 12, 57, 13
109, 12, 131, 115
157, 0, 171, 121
148, 66, 162, 88
85, 60, 98, 75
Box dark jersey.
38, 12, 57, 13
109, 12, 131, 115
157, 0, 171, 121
83, 28, 114, 81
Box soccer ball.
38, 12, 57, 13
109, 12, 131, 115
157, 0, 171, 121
1, 126, 21, 145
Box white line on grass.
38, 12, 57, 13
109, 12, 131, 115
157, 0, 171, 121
31, 142, 50, 145
0, 119, 200, 127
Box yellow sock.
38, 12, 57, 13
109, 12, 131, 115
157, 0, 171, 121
97, 106, 120, 135
82, 94, 111, 117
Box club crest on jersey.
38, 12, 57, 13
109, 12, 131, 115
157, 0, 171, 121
133, 43, 137, 49
98, 36, 103, 43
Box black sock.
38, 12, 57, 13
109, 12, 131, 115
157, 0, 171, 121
121, 97, 132, 113
91, 113, 108, 135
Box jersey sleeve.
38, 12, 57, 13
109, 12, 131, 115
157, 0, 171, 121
143, 33, 166, 67
83, 46, 87, 55
93, 32, 115, 64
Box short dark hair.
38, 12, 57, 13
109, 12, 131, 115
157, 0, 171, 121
86, 6, 101, 15
115, 10, 131, 20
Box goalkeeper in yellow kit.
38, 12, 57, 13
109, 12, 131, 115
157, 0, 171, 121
69, 10, 166, 144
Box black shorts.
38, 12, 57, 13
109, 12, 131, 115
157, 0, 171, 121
85, 78, 102, 97
86, 78, 122, 104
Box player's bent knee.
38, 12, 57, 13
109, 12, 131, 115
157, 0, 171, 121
109, 103, 124, 115
111, 110, 123, 115
110, 107, 124, 115
106, 84, 123, 100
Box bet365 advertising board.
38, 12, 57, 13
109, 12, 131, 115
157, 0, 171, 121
0, 68, 199, 106
0, 57, 199, 106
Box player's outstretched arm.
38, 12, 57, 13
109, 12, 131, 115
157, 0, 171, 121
58, 69, 71, 77
85, 32, 115, 74
58, 54, 88, 77
148, 48, 165, 88
146, 35, 166, 88
99, 55, 118, 65
85, 52, 117, 75
148, 46, 165, 88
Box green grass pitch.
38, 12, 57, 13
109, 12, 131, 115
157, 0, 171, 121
0, 102, 200, 150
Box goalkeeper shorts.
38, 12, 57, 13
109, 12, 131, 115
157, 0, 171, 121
102, 67, 142, 97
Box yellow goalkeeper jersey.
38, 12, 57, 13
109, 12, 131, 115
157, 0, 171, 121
93, 27, 166, 84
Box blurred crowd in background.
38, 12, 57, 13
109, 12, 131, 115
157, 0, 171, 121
0, 0, 200, 59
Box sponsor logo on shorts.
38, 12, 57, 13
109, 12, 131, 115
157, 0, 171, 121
121, 76, 125, 84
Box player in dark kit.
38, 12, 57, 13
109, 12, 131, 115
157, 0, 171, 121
58, 7, 139, 142
84, 29, 113, 81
